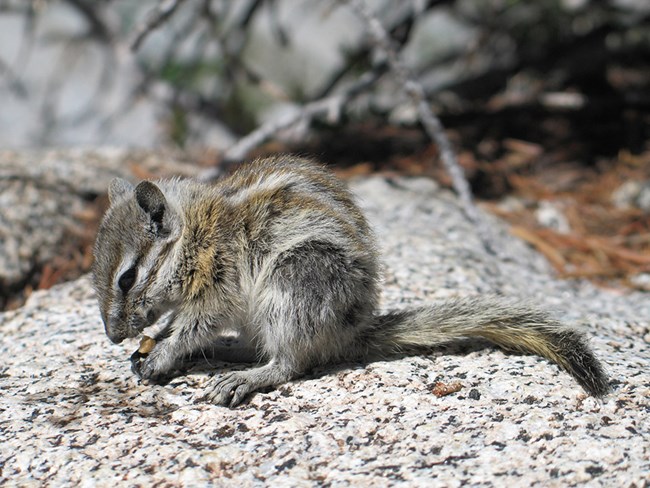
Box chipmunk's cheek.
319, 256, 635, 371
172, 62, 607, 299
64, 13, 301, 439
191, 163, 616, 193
141, 307, 164, 330
122, 312, 148, 338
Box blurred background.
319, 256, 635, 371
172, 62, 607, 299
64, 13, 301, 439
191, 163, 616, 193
1, 0, 649, 306
1, 0, 648, 157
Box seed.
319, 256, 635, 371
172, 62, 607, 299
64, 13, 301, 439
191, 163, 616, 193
138, 335, 156, 354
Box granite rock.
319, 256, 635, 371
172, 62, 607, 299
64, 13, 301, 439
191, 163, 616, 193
0, 148, 199, 305
1, 174, 648, 486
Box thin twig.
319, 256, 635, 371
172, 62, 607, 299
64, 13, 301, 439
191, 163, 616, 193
314, 0, 445, 100
0, 56, 28, 98
66, 0, 111, 42
199, 70, 383, 180
347, 0, 499, 256
130, 0, 187, 52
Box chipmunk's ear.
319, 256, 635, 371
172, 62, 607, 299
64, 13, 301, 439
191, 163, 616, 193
135, 181, 179, 238
108, 178, 134, 205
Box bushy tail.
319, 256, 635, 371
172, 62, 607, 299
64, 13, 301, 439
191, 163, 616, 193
365, 297, 610, 397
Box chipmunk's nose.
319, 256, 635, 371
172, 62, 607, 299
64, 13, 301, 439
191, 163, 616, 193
102, 316, 125, 344
107, 332, 125, 345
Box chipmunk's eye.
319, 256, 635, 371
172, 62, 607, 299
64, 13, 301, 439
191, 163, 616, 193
118, 267, 137, 294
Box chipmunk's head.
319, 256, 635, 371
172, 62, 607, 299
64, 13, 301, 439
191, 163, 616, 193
92, 178, 182, 344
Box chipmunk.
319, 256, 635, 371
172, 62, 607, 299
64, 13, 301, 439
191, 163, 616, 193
92, 155, 610, 407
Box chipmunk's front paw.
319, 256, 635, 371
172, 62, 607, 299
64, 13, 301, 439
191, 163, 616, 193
130, 343, 174, 384
130, 349, 147, 378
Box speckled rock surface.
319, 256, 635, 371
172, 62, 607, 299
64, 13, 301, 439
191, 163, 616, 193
1, 175, 648, 486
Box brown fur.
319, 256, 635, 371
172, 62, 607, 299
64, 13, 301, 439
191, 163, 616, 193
93, 155, 610, 407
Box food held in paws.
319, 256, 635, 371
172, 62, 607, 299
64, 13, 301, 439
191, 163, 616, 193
138, 335, 156, 354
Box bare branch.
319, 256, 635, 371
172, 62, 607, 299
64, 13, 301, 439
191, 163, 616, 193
199, 70, 383, 180
65, 0, 111, 42
12, 0, 37, 75
38, 38, 85, 145
130, 0, 188, 52
347, 0, 499, 255
313, 0, 448, 100
0, 56, 28, 98
226, 69, 381, 161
